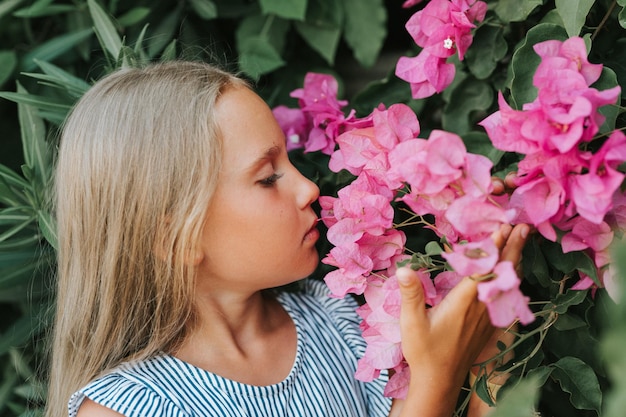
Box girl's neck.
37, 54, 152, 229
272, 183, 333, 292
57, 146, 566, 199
172, 288, 297, 385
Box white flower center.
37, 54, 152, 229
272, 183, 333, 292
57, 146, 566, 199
443, 37, 454, 50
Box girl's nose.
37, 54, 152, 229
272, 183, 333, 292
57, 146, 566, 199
296, 171, 320, 209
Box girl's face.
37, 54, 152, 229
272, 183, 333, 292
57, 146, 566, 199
196, 86, 321, 294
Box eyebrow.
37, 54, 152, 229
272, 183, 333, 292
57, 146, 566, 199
247, 144, 282, 172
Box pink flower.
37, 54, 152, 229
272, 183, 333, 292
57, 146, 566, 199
291, 72, 347, 114
533, 37, 603, 87
395, 52, 456, 99
570, 130, 626, 224
442, 238, 499, 277
272, 105, 307, 151
445, 195, 515, 241
561, 218, 613, 253
477, 261, 535, 327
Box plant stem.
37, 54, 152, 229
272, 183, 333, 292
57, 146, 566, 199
592, 0, 617, 41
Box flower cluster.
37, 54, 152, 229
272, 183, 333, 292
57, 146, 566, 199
395, 0, 487, 99
480, 37, 625, 296
272, 73, 370, 155
272, 34, 624, 400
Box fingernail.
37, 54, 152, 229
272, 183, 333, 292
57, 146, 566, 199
521, 225, 529, 239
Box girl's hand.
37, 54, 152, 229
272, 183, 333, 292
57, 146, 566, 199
392, 223, 529, 417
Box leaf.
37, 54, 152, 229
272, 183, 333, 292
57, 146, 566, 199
462, 132, 505, 165
341, 0, 387, 67
147, 5, 182, 57
30, 59, 91, 97
294, 0, 343, 65
592, 66, 620, 134
555, 0, 595, 37
442, 77, 493, 135
494, 0, 543, 23
236, 14, 290, 57
0, 0, 24, 19
551, 357, 602, 413
87, 0, 122, 60
238, 36, 286, 80
294, 21, 341, 65
485, 374, 542, 417
16, 82, 51, 190
13, 3, 75, 17
19, 28, 93, 71
351, 74, 413, 117
542, 239, 599, 284
465, 25, 508, 80
509, 23, 568, 109
116, 6, 150, 26
0, 50, 16, 86
0, 91, 71, 114
259, 0, 306, 20
37, 210, 57, 250
189, 0, 218, 20
552, 289, 589, 314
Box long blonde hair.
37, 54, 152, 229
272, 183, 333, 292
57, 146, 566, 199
46, 61, 247, 417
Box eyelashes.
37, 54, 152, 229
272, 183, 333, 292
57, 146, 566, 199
259, 172, 284, 187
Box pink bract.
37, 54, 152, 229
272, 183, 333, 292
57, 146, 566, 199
477, 261, 535, 327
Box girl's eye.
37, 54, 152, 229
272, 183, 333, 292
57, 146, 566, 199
259, 173, 284, 187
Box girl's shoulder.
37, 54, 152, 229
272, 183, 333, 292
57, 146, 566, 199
68, 355, 228, 417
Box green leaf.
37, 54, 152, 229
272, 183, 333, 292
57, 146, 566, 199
16, 82, 51, 190
424, 241, 443, 256
0, 50, 16, 86
294, 21, 341, 65
0, 0, 24, 19
0, 91, 72, 113
465, 25, 507, 80
592, 66, 620, 134
19, 28, 93, 71
552, 289, 589, 314
462, 132, 505, 165
147, 5, 183, 57
13, 2, 75, 17
29, 59, 91, 97
494, 0, 543, 23
442, 77, 493, 135
351, 75, 413, 117
0, 315, 36, 355
342, 0, 387, 67
510, 23, 568, 109
238, 36, 286, 80
236, 14, 290, 57
552, 356, 602, 412
189, 0, 218, 20
485, 374, 542, 417
88, 0, 122, 60
116, 6, 150, 26
37, 210, 57, 250
259, 0, 306, 20
555, 0, 595, 37
542, 239, 599, 284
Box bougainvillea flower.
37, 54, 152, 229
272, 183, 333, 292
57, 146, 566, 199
445, 195, 515, 240
290, 72, 347, 114
479, 93, 543, 154
477, 261, 535, 327
442, 238, 499, 276
508, 176, 565, 230
533, 37, 603, 86
395, 52, 456, 99
561, 218, 613, 253
272, 105, 307, 151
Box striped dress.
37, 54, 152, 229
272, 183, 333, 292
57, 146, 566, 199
68, 279, 392, 416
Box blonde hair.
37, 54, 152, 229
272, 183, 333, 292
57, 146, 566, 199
46, 61, 247, 417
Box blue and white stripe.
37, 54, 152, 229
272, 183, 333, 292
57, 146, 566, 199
68, 279, 392, 416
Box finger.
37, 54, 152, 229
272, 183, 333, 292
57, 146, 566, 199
397, 267, 428, 332
500, 223, 530, 266
491, 223, 512, 251
504, 171, 518, 189
491, 177, 505, 195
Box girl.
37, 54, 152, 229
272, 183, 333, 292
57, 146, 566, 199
47, 61, 528, 417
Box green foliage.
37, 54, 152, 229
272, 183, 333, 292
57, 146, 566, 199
0, 0, 625, 416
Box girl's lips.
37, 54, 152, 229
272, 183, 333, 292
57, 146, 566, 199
304, 219, 320, 242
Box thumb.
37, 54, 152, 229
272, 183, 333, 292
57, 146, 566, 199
397, 267, 427, 332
